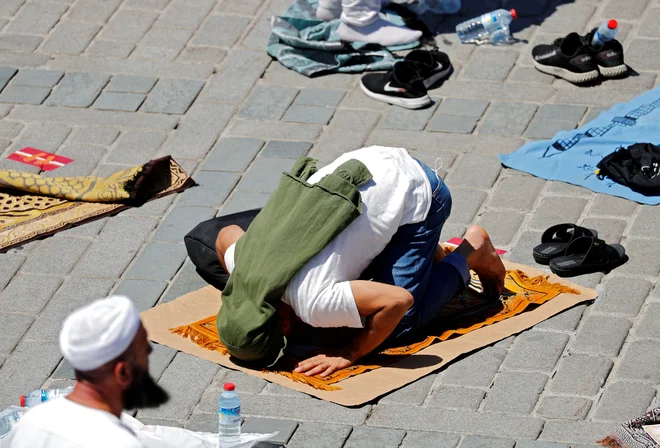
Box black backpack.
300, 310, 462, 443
597, 143, 660, 196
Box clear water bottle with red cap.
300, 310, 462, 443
591, 19, 619, 50
218, 382, 241, 447
456, 8, 518, 45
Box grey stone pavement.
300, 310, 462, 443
1, 0, 660, 446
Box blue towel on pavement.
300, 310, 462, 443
499, 86, 660, 205
266, 0, 419, 77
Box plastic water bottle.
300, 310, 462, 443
591, 19, 619, 50
218, 383, 241, 447
456, 8, 518, 45
20, 386, 74, 408
417, 0, 462, 14
0, 407, 24, 439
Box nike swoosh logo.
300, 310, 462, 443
383, 82, 405, 93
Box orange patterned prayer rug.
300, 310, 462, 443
0, 156, 193, 252
170, 269, 580, 391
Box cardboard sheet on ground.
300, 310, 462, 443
142, 260, 596, 406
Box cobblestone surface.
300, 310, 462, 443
0, 0, 657, 446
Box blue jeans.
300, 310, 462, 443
361, 160, 470, 343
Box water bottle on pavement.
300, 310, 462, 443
20, 386, 74, 408
456, 8, 517, 45
218, 383, 241, 447
591, 19, 619, 50
0, 407, 24, 439
417, 0, 462, 14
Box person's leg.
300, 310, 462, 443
215, 225, 245, 273
316, 0, 342, 21
337, 0, 422, 46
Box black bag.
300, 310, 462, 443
596, 143, 660, 196
184, 208, 261, 290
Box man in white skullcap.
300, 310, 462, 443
5, 295, 169, 448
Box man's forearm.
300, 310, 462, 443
345, 302, 408, 362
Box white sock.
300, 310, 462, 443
316, 5, 341, 20
338, 17, 422, 46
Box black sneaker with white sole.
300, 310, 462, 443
583, 28, 627, 78
532, 32, 599, 84
404, 50, 452, 89
360, 61, 432, 109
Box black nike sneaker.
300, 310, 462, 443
404, 50, 453, 89
532, 32, 599, 84
360, 61, 432, 109
583, 28, 627, 78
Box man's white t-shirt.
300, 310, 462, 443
4, 398, 143, 448
225, 146, 432, 329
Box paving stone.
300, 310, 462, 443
308, 109, 379, 164
427, 114, 478, 134
93, 92, 145, 112
592, 277, 652, 317
0, 0, 24, 18
340, 84, 391, 111
241, 418, 298, 446
21, 236, 90, 276
132, 27, 193, 60
548, 355, 613, 396
12, 69, 63, 87
285, 423, 352, 448
38, 144, 105, 177
508, 66, 554, 84
138, 352, 219, 420
426, 385, 485, 410
615, 340, 660, 383
236, 157, 297, 194
380, 104, 437, 131
24, 277, 115, 342
525, 118, 578, 139
7, 2, 68, 34
72, 217, 159, 278
192, 14, 251, 47
615, 239, 660, 277
0, 67, 18, 90
0, 274, 63, 313
463, 49, 518, 82
106, 75, 158, 94
458, 435, 515, 448
502, 331, 569, 373
113, 279, 168, 312
295, 88, 345, 107
478, 102, 537, 136
536, 396, 592, 420
629, 206, 660, 239
515, 442, 569, 448
177, 46, 226, 64
178, 171, 240, 207
261, 141, 311, 159
539, 421, 618, 445
535, 105, 587, 124
154, 206, 215, 242
546, 181, 593, 199
0, 121, 23, 139
440, 346, 507, 388
443, 188, 487, 226
283, 105, 335, 124
489, 176, 545, 212
201, 137, 264, 172
107, 130, 167, 165
52, 358, 75, 380
571, 315, 631, 357
482, 371, 547, 414
474, 210, 523, 247
529, 197, 588, 231
160, 260, 209, 303
98, 9, 158, 43
0, 34, 43, 52
0, 341, 63, 410
535, 304, 585, 332
67, 0, 121, 23
126, 242, 187, 281
636, 303, 660, 339
368, 404, 543, 438
46, 72, 110, 108
158, 102, 235, 159
141, 78, 204, 115
202, 51, 271, 104
154, 3, 210, 30
639, 7, 660, 38
593, 382, 655, 422
0, 85, 50, 104
0, 313, 33, 354
446, 154, 502, 190
41, 20, 101, 55
603, 0, 650, 21
345, 427, 405, 448
147, 342, 175, 381
379, 375, 434, 406
538, 2, 597, 33
209, 368, 268, 395
85, 40, 135, 59
239, 85, 299, 120
400, 431, 460, 448
220, 191, 271, 216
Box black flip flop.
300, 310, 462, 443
549, 236, 628, 277
533, 223, 597, 265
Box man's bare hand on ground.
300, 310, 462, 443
294, 351, 353, 377
457, 225, 506, 300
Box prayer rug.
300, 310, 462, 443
142, 260, 597, 406
0, 156, 193, 252
599, 407, 660, 447
499, 85, 660, 205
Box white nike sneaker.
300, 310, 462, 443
360, 61, 432, 109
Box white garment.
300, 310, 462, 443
340, 0, 381, 26
225, 146, 431, 329
4, 398, 143, 448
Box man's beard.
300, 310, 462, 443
122, 366, 170, 410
